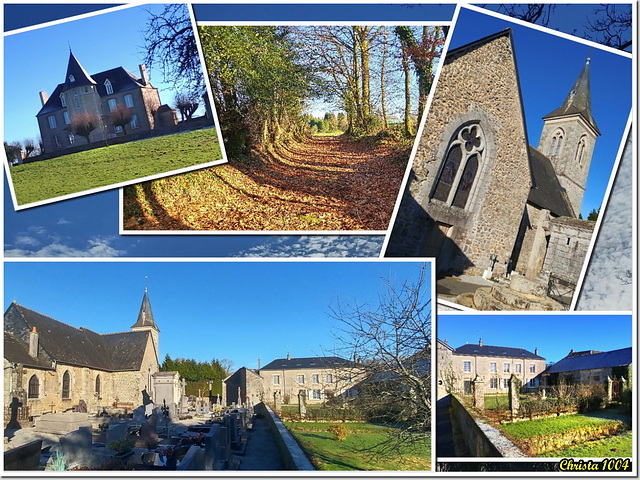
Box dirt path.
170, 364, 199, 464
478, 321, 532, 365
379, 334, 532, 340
123, 135, 409, 231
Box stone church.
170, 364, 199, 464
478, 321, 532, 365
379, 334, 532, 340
386, 28, 597, 288
3, 289, 160, 418
36, 50, 163, 153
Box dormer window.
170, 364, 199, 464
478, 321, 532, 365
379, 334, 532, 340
69, 74, 75, 82
104, 79, 113, 95
60, 93, 66, 107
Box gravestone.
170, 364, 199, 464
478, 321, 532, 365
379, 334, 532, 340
4, 440, 42, 470
509, 374, 520, 416
205, 424, 226, 470
133, 406, 146, 423
76, 399, 88, 413
473, 376, 485, 410
180, 395, 189, 415
60, 425, 92, 466
219, 425, 230, 464
274, 391, 282, 411
298, 390, 307, 418
6, 396, 23, 430
140, 415, 159, 449
35, 412, 90, 435
105, 422, 128, 444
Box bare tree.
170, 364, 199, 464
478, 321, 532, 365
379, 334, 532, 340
331, 264, 431, 450
585, 5, 632, 52
70, 112, 99, 144
23, 138, 36, 158
174, 92, 200, 121
110, 105, 133, 136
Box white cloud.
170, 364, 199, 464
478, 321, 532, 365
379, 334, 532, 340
235, 236, 384, 257
5, 236, 126, 257
57, 217, 72, 225
577, 136, 633, 311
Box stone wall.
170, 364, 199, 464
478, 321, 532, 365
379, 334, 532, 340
437, 341, 454, 400
514, 204, 551, 279
542, 217, 595, 283
387, 32, 531, 277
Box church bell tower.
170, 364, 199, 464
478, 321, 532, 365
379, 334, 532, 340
131, 287, 160, 363
537, 58, 600, 216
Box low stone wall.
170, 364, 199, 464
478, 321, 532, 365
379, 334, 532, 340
259, 402, 314, 471
449, 395, 525, 458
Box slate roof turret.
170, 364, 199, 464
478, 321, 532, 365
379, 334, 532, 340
131, 287, 159, 332
63, 50, 96, 90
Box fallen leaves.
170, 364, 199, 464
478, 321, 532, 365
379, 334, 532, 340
122, 135, 409, 231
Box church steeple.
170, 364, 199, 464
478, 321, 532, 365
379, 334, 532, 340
543, 57, 600, 136
131, 287, 159, 332
63, 50, 96, 90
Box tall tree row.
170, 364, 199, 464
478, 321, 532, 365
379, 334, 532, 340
160, 354, 230, 397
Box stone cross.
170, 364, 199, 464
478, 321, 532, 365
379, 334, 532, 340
6, 396, 23, 430
298, 390, 307, 418
509, 374, 520, 417
473, 376, 484, 410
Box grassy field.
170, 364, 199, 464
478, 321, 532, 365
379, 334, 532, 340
540, 432, 632, 458
10, 128, 222, 205
484, 394, 509, 410
285, 421, 430, 471
500, 412, 625, 440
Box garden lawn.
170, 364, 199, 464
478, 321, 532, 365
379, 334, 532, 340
540, 432, 632, 458
10, 128, 222, 205
500, 413, 625, 440
285, 421, 430, 471
484, 395, 509, 410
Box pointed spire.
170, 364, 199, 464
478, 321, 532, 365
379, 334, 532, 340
131, 287, 159, 332
63, 50, 96, 90
543, 58, 600, 136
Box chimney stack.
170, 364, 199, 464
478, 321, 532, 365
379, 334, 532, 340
139, 64, 149, 86
479, 338, 483, 347
535, 348, 538, 355
444, 339, 448, 345
29, 326, 39, 358
257, 357, 261, 370
287, 352, 291, 361
39, 91, 48, 106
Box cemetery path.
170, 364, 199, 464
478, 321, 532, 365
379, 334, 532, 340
238, 415, 285, 470
123, 135, 410, 231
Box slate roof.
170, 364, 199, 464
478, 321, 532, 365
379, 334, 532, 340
4, 332, 53, 369
4, 302, 152, 372
131, 288, 159, 331
37, 53, 149, 116
547, 347, 632, 374
63, 50, 96, 90
454, 343, 545, 360
543, 58, 600, 136
527, 146, 575, 217
260, 356, 356, 371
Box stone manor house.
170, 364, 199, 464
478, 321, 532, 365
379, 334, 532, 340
4, 289, 161, 418
223, 355, 359, 406
387, 29, 598, 287
36, 51, 166, 153
437, 338, 546, 399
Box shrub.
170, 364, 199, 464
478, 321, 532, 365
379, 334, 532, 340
327, 424, 350, 441
108, 437, 135, 455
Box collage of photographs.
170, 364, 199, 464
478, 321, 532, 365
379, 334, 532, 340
1, 2, 636, 475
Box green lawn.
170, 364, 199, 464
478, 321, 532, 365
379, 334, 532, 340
10, 128, 222, 205
540, 432, 632, 458
500, 413, 625, 440
484, 394, 509, 410
285, 421, 430, 471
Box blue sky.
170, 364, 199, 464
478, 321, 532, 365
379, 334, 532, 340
448, 7, 632, 219
438, 314, 632, 364
3, 4, 204, 144
4, 260, 431, 370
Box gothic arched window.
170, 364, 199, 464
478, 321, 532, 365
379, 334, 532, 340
548, 128, 564, 158
575, 135, 587, 166
432, 124, 485, 209
95, 375, 101, 398
62, 371, 70, 399
28, 375, 39, 399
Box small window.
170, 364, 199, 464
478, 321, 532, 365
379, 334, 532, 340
84, 86, 89, 93
105, 79, 113, 95
325, 373, 333, 384
312, 374, 319, 384
68, 132, 75, 145
108, 98, 117, 112
75, 97, 81, 109
310, 389, 322, 400
548, 128, 564, 157
48, 115, 57, 129
63, 111, 70, 125
131, 114, 139, 129
489, 362, 497, 373
515, 364, 521, 374
463, 361, 471, 373
297, 375, 305, 384
489, 378, 497, 389
95, 375, 101, 397
28, 375, 39, 398
69, 74, 75, 82
530, 364, 536, 374
115, 126, 123, 134
62, 371, 70, 399
273, 375, 280, 385
501, 378, 509, 389
124, 94, 134, 108
503, 363, 510, 373
60, 93, 66, 107
576, 135, 587, 166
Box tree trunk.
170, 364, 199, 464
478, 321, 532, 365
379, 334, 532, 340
358, 27, 371, 131
381, 27, 388, 130
401, 40, 413, 136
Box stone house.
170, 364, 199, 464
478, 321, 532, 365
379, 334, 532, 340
3, 289, 160, 417
438, 338, 546, 395
386, 28, 597, 287
36, 51, 163, 153
223, 355, 359, 406
546, 347, 632, 387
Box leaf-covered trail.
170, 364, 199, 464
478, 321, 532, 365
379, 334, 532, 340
123, 135, 409, 231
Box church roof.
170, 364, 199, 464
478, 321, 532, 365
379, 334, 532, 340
547, 347, 631, 374
4, 302, 152, 372
131, 288, 159, 331
543, 58, 600, 136
454, 343, 545, 360
37, 58, 150, 116
527, 146, 575, 217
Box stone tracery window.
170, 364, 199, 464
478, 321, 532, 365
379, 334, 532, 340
548, 128, 564, 157
575, 135, 587, 166
432, 123, 485, 209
